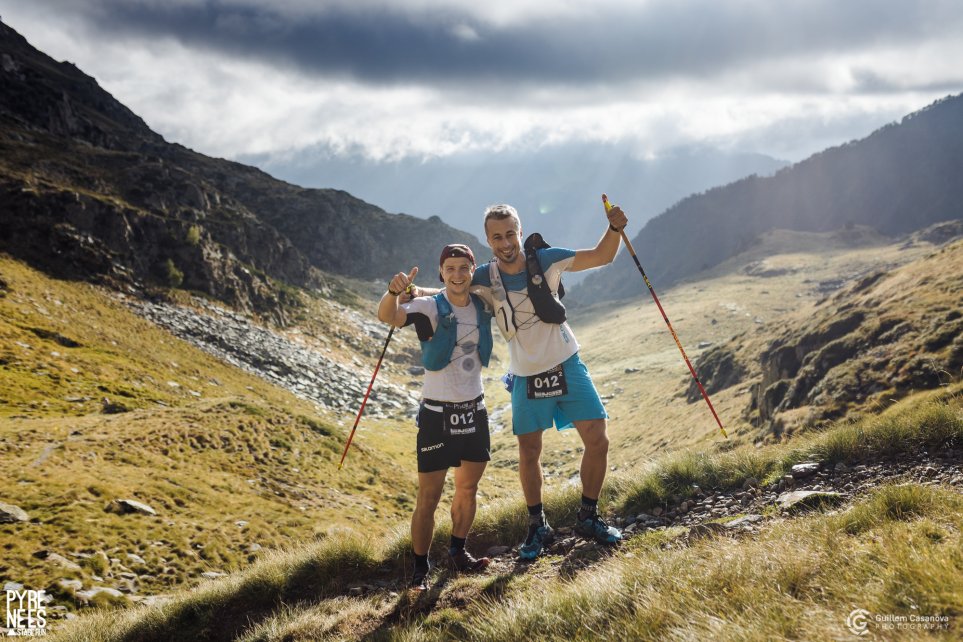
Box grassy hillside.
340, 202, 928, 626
0, 256, 409, 603
5, 225, 961, 634
0, 254, 523, 612
569, 229, 960, 471
51, 385, 963, 640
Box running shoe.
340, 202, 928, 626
410, 563, 431, 591
574, 514, 622, 544
449, 548, 491, 573
518, 523, 554, 560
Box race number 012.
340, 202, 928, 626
449, 411, 474, 426
533, 375, 560, 390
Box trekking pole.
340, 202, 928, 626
338, 282, 413, 469
603, 194, 727, 439
337, 326, 395, 469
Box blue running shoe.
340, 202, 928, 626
574, 514, 622, 544
518, 523, 554, 560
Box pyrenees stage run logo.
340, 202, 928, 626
5, 589, 47, 637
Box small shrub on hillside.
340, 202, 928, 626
80, 553, 110, 577
228, 400, 268, 416
300, 416, 333, 437
162, 258, 184, 288
186, 225, 202, 246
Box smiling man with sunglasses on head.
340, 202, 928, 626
472, 202, 628, 559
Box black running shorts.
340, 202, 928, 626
416, 397, 491, 473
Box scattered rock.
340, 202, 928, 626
45, 553, 82, 572
100, 397, 130, 414
687, 523, 727, 540
634, 514, 666, 529
130, 297, 416, 415
791, 462, 821, 479
485, 545, 511, 557
200, 572, 227, 580
724, 514, 765, 530
106, 499, 157, 516
0, 502, 29, 523
775, 490, 844, 513
75, 587, 124, 605
54, 578, 83, 593
126, 553, 147, 566
777, 474, 795, 491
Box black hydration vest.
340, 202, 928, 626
523, 233, 566, 324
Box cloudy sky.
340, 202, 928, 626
2, 0, 962, 165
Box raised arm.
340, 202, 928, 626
570, 203, 628, 272
378, 267, 418, 327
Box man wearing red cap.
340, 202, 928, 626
378, 243, 494, 591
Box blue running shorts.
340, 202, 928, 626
510, 352, 608, 435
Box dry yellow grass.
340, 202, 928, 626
0, 256, 415, 599
50, 387, 963, 641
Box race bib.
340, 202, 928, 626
526, 365, 568, 399
444, 399, 479, 436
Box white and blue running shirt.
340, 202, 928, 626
401, 291, 484, 402
471, 247, 578, 377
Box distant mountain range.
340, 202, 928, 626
577, 93, 963, 304
4, 15, 961, 321
0, 20, 485, 321
244, 142, 788, 256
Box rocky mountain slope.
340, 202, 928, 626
688, 226, 963, 441
0, 20, 484, 323
578, 93, 963, 304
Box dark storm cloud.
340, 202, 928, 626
17, 0, 963, 89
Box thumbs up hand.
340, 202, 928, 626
388, 267, 419, 299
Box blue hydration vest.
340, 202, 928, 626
421, 293, 493, 372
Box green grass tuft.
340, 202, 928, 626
830, 483, 954, 535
